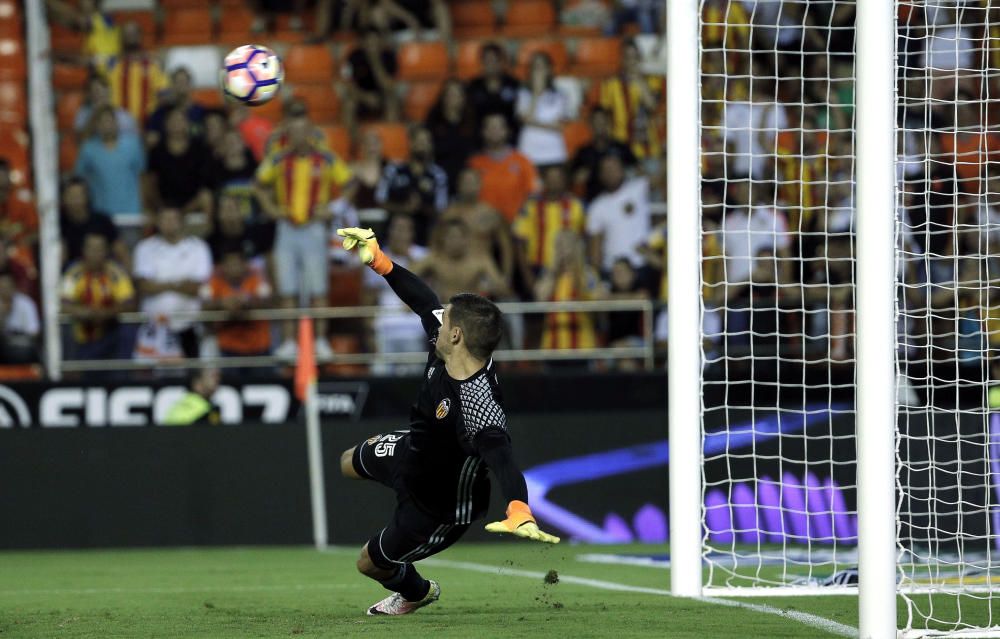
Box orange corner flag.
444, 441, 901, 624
294, 316, 316, 402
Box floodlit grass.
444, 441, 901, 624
0, 543, 993, 637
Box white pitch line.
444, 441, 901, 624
422, 558, 856, 638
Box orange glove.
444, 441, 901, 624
484, 500, 560, 544
336, 227, 393, 275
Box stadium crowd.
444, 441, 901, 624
1, 0, 997, 377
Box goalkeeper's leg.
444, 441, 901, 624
355, 498, 470, 615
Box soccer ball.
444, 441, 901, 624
220, 44, 283, 105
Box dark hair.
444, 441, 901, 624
0, 267, 13, 282
527, 52, 556, 90
590, 106, 611, 120
480, 42, 505, 61
448, 293, 503, 360
0, 157, 9, 172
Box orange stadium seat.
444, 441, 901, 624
397, 41, 449, 81
516, 39, 568, 77
59, 136, 78, 172
50, 23, 83, 53
0, 16, 20, 39
284, 44, 336, 85
569, 37, 622, 78
502, 0, 557, 38
216, 7, 255, 46
112, 10, 157, 49
291, 84, 339, 123
0, 364, 42, 381
252, 94, 283, 122
404, 81, 442, 122
191, 86, 225, 109
160, 8, 212, 46
455, 40, 487, 80
360, 122, 409, 161
0, 38, 24, 80
57, 90, 84, 132
52, 62, 88, 91
274, 13, 312, 44
562, 119, 593, 157
321, 125, 351, 160
450, 1, 496, 38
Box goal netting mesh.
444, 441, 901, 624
699, 0, 860, 593
700, 0, 1000, 633
896, 0, 1000, 635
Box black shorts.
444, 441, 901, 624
352, 431, 470, 569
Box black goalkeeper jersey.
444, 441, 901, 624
380, 264, 527, 525
400, 352, 503, 523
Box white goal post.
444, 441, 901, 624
667, 0, 1000, 636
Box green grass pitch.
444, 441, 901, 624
0, 543, 992, 638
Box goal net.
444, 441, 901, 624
694, 0, 1000, 634
698, 0, 860, 594
896, 0, 1000, 635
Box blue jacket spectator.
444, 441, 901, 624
74, 104, 146, 216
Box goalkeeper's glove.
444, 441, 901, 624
485, 500, 560, 544
336, 227, 393, 275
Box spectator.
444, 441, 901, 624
202, 109, 229, 158
570, 106, 638, 203
45, 0, 120, 67
596, 38, 662, 164
146, 108, 213, 214
440, 167, 514, 283
425, 79, 479, 192
256, 115, 354, 362
100, 21, 168, 127
144, 67, 207, 148
515, 52, 571, 167
59, 176, 127, 268
467, 112, 539, 223
466, 43, 521, 135
0, 268, 39, 364
262, 99, 327, 158
586, 154, 651, 273
350, 130, 388, 210
375, 125, 448, 244
342, 28, 400, 135
0, 238, 33, 296
534, 231, 605, 352
722, 69, 788, 182
719, 182, 792, 287
352, 0, 423, 35
412, 219, 509, 302
60, 233, 135, 361
74, 105, 146, 216
162, 368, 221, 426
206, 130, 261, 219
361, 214, 429, 372
132, 207, 213, 361
606, 0, 663, 35
74, 74, 137, 141
514, 164, 586, 279
229, 103, 275, 162
248, 0, 309, 33
200, 247, 273, 358
205, 194, 272, 271
0, 158, 37, 284
605, 257, 650, 370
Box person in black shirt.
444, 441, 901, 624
59, 176, 126, 268
343, 28, 400, 134
147, 108, 212, 214
205, 194, 273, 264
374, 125, 448, 245
570, 107, 638, 203
336, 226, 558, 616
466, 43, 521, 139
425, 79, 478, 193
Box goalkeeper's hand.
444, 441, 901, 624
336, 227, 393, 275
485, 500, 560, 544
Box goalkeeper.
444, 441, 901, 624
337, 227, 559, 617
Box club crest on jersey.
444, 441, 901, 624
435, 398, 451, 420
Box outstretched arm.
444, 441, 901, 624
337, 227, 443, 335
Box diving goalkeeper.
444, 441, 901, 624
336, 227, 559, 617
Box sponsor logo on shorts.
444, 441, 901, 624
436, 398, 450, 420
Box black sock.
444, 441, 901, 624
378, 563, 430, 602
